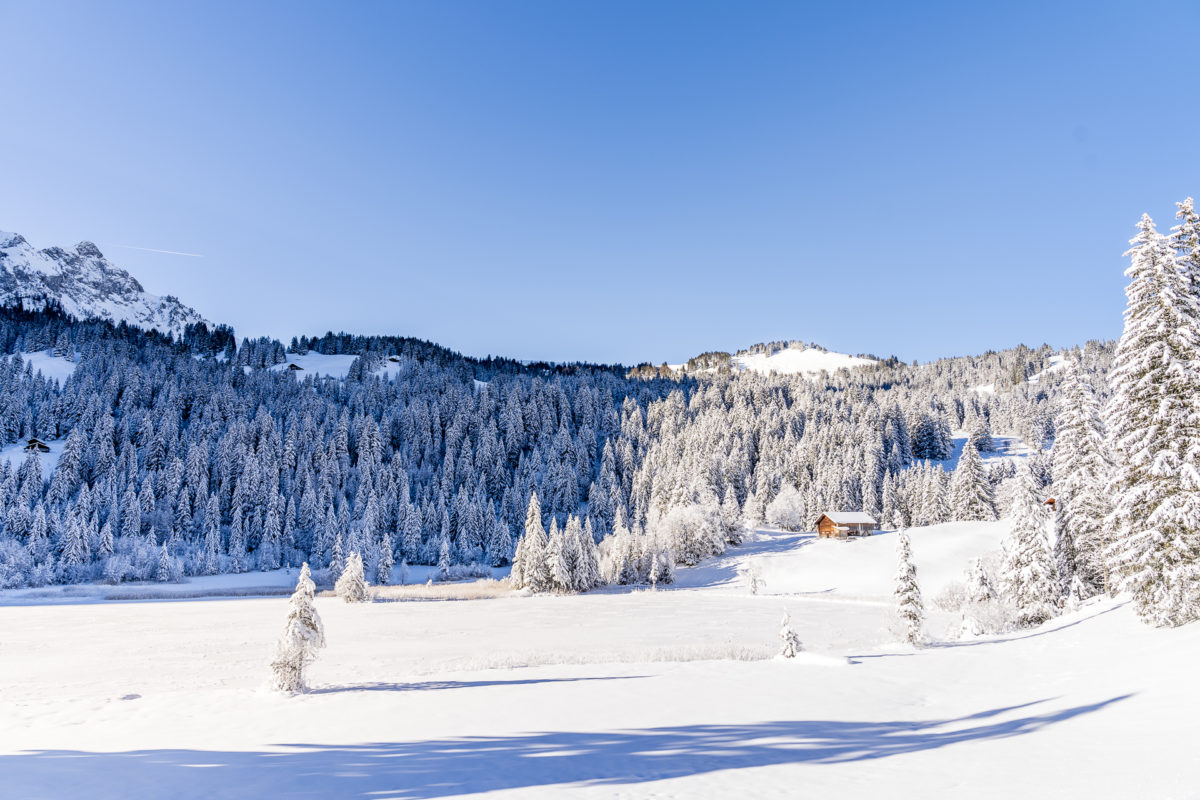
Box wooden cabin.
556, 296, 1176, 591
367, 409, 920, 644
286, 363, 305, 371
816, 512, 879, 538
1044, 497, 1056, 512
387, 355, 401, 363
23, 437, 50, 454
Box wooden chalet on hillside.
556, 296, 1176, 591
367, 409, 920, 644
23, 437, 50, 454
816, 512, 879, 538
286, 363, 305, 371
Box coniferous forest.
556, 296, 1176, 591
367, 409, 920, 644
1, 201, 1199, 630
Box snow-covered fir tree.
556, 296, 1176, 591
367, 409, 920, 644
894, 531, 924, 645
334, 552, 368, 603
270, 563, 326, 693
949, 441, 996, 522
1001, 466, 1059, 627
1051, 358, 1111, 593
1105, 212, 1200, 626
959, 557, 996, 637
778, 609, 802, 658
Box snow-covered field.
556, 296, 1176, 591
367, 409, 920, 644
2, 523, 1197, 799
270, 352, 360, 380
0, 437, 65, 474
16, 350, 77, 385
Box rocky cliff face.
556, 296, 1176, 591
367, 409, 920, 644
0, 231, 206, 336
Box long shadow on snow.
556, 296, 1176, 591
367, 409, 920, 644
7, 695, 1130, 799
847, 604, 1128, 662
309, 675, 646, 695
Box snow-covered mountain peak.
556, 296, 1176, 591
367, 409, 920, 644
0, 229, 206, 336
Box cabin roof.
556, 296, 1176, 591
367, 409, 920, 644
821, 511, 878, 525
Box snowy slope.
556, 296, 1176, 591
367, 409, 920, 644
0, 437, 64, 474
732, 347, 876, 377
1, 522, 1197, 799
269, 352, 360, 380
0, 231, 206, 336
15, 350, 77, 384
725, 521, 1008, 602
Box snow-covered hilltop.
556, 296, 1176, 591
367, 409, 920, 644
0, 230, 206, 336
731, 345, 877, 377
665, 341, 878, 378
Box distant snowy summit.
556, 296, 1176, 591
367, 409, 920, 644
0, 230, 206, 336
662, 341, 878, 378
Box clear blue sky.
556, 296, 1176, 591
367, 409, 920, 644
2, 1, 1198, 365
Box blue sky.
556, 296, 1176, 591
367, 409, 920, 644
1, 1, 1198, 365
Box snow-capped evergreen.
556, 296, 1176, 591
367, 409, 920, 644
1105, 212, 1200, 627
949, 441, 996, 521
270, 563, 326, 693
375, 530, 394, 585
1051, 358, 1110, 593
334, 552, 369, 603
894, 531, 924, 645
1001, 466, 1058, 627
778, 610, 803, 658
959, 557, 996, 637
511, 493, 551, 592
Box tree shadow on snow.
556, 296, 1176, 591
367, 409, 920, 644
6, 695, 1130, 799
924, 602, 1129, 651
308, 676, 647, 695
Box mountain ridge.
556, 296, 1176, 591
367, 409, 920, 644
0, 230, 206, 337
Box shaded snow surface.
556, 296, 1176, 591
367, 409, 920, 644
0, 523, 1195, 799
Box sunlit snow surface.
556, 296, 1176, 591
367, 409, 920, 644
732, 347, 876, 376
1, 521, 1195, 799
269, 352, 360, 380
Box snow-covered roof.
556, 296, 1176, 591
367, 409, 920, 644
823, 512, 878, 525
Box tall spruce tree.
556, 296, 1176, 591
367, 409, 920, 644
1105, 213, 1200, 626
1001, 466, 1059, 627
894, 531, 924, 645
1051, 359, 1110, 592
949, 441, 996, 521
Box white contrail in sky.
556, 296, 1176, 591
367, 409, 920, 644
113, 244, 204, 258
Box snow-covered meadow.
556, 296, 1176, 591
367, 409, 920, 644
2, 522, 1195, 799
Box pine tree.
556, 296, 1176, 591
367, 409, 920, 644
573, 517, 602, 591
436, 534, 451, 579
59, 513, 88, 567
335, 552, 369, 603
98, 520, 114, 558
959, 557, 995, 637
1051, 359, 1111, 592
1001, 466, 1059, 627
1105, 213, 1200, 626
228, 505, 247, 573
949, 441, 996, 521
778, 609, 803, 658
200, 494, 221, 576
330, 530, 345, 581
270, 563, 326, 693
157, 543, 173, 582
375, 529, 394, 584
512, 492, 550, 592
894, 531, 924, 645
546, 517, 572, 592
